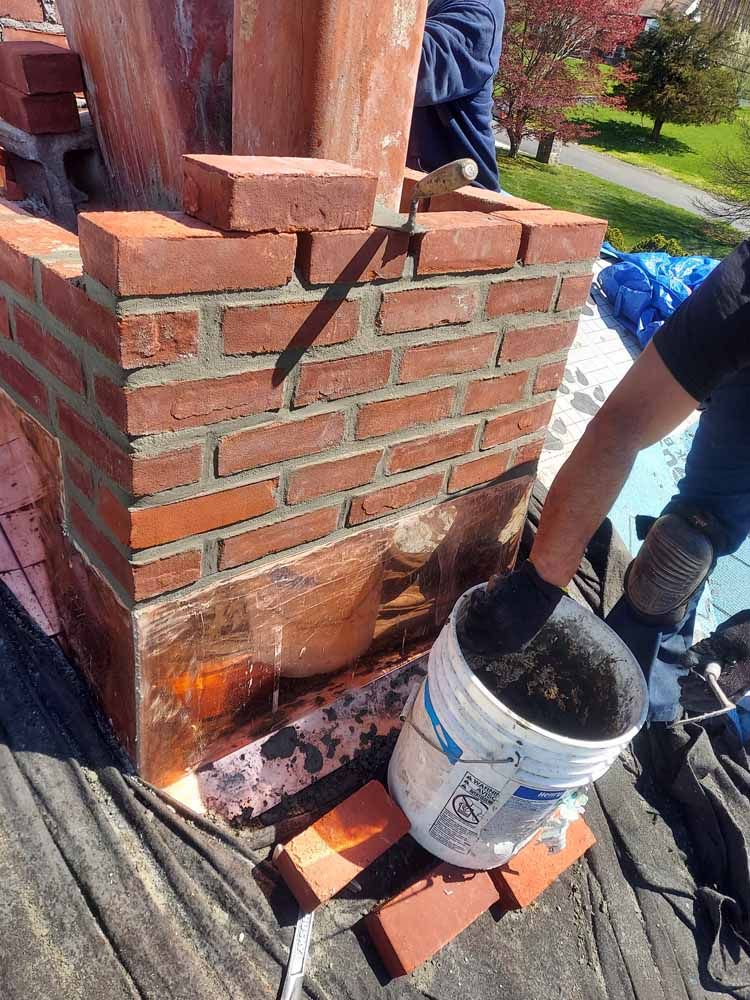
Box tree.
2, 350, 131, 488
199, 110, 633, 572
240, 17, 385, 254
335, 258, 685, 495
700, 115, 750, 224
625, 10, 739, 141
494, 0, 639, 158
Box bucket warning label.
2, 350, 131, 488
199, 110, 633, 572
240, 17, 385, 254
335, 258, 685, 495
483, 785, 564, 843
429, 771, 503, 855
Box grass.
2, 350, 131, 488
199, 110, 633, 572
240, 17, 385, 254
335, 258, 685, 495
567, 105, 750, 196
499, 152, 743, 258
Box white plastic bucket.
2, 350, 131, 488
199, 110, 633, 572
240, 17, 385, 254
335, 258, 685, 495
388, 588, 648, 869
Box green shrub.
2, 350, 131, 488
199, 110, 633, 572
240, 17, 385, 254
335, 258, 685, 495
630, 233, 687, 256
605, 225, 627, 249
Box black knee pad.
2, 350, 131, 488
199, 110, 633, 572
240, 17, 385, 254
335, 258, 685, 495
625, 511, 716, 627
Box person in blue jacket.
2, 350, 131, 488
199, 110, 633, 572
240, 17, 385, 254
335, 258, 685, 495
408, 0, 505, 191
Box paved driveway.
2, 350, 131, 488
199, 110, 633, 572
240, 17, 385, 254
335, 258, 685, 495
497, 135, 750, 235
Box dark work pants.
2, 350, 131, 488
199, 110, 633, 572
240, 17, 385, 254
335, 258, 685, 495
605, 370, 750, 721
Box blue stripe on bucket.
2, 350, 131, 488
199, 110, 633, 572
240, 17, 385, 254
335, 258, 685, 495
424, 679, 464, 765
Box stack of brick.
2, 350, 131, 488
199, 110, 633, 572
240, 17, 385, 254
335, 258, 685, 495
0, 39, 81, 133
0, 1, 66, 47
271, 777, 597, 980
0, 155, 605, 783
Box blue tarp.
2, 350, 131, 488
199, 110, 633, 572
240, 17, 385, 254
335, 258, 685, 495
597, 242, 720, 348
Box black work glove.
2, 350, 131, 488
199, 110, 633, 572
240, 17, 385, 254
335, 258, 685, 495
678, 610, 750, 713
457, 561, 565, 657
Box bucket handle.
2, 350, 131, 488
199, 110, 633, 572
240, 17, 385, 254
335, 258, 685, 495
401, 681, 520, 767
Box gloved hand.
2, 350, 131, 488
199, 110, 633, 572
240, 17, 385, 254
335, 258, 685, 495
678, 610, 750, 713
457, 561, 565, 657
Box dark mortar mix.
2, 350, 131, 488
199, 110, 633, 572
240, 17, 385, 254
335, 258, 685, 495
459, 617, 623, 741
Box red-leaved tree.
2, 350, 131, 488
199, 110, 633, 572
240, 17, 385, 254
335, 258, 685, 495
495, 0, 640, 157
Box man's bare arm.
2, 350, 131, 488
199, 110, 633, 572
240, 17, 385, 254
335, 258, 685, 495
529, 341, 699, 588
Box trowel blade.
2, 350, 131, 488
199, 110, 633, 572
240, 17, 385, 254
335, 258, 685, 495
371, 202, 425, 235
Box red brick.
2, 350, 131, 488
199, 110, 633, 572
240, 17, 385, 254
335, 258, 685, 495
482, 401, 555, 449
40, 259, 120, 361
132, 549, 203, 601
386, 424, 476, 474
0, 209, 78, 298
294, 351, 391, 407
514, 437, 545, 466
57, 402, 130, 487
224, 298, 359, 356
534, 360, 566, 394
492, 210, 607, 266
119, 311, 199, 368
127, 479, 278, 550
449, 449, 512, 492
219, 506, 340, 570
426, 184, 547, 213
463, 372, 527, 414
96, 483, 131, 545
400, 333, 496, 384
183, 155, 377, 233
105, 370, 283, 436
0, 1, 44, 21
486, 276, 556, 318
412, 212, 521, 275
64, 453, 93, 500
218, 411, 345, 477
298, 227, 408, 284
356, 387, 454, 440
1, 28, 68, 48
69, 501, 131, 592
287, 450, 381, 503
379, 285, 480, 334
78, 211, 297, 296
348, 473, 443, 524
274, 781, 410, 911
14, 308, 83, 393
0, 41, 83, 95
366, 863, 500, 978
0, 297, 9, 338
557, 273, 594, 311
0, 82, 78, 134
131, 445, 203, 498
0, 352, 47, 416
500, 320, 578, 363
490, 819, 596, 909
399, 167, 424, 211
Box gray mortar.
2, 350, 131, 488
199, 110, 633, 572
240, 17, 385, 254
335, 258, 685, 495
0, 111, 103, 231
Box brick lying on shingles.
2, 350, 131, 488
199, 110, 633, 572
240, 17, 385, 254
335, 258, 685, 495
78, 211, 297, 296
489, 819, 596, 909
274, 780, 410, 911
411, 211, 521, 275
0, 41, 84, 95
182, 154, 377, 233
366, 863, 500, 978
0, 82, 79, 134
492, 209, 607, 266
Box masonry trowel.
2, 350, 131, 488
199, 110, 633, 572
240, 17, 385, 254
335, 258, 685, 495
372, 157, 478, 235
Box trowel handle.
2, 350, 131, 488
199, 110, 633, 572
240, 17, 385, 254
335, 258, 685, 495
410, 158, 479, 211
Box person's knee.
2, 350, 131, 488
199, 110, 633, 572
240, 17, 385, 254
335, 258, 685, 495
625, 511, 717, 627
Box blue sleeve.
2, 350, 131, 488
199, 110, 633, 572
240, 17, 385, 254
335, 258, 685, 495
415, 0, 503, 108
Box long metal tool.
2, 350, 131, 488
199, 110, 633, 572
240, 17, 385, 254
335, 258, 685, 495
372, 157, 479, 235
671, 661, 750, 727
279, 906, 315, 1000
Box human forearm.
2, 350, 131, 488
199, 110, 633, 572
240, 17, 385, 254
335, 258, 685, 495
529, 342, 698, 588
530, 415, 638, 587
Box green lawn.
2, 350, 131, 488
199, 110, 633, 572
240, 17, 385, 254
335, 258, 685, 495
567, 105, 749, 196
499, 153, 743, 258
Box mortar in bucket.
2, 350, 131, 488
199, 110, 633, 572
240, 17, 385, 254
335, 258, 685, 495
388, 586, 648, 869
